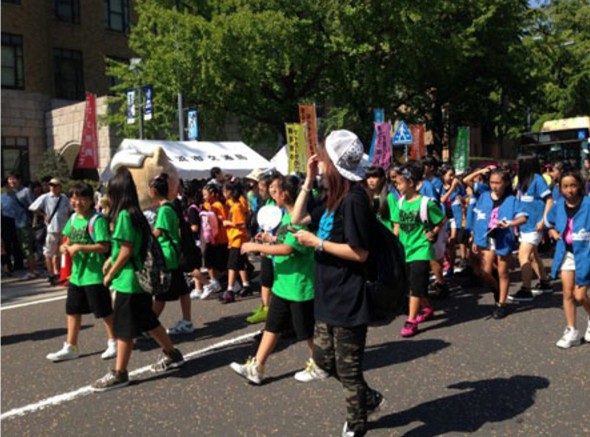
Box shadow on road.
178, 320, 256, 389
1, 324, 93, 346
365, 339, 451, 370
371, 375, 550, 436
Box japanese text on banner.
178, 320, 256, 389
371, 122, 392, 169
77, 93, 99, 169
285, 123, 307, 174
453, 127, 470, 173
298, 104, 318, 157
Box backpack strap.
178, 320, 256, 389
419, 195, 430, 224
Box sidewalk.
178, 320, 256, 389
1, 273, 67, 306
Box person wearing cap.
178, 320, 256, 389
292, 130, 384, 437
29, 177, 71, 285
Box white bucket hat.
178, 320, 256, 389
325, 130, 366, 182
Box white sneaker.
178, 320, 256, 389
294, 358, 329, 383
229, 357, 264, 384
556, 326, 581, 349
46, 342, 80, 362
585, 317, 590, 343
190, 289, 203, 300
166, 319, 195, 335
200, 280, 221, 299
101, 339, 117, 360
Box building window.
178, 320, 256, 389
104, 0, 129, 33
54, 48, 84, 100
1, 137, 29, 182
1, 33, 24, 89
54, 0, 80, 24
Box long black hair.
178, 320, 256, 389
366, 166, 390, 221
517, 154, 540, 194
149, 173, 169, 199
107, 167, 151, 260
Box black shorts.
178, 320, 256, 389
227, 247, 247, 271
407, 261, 430, 298
260, 257, 274, 289
265, 293, 315, 341
456, 229, 471, 245
113, 291, 161, 339
204, 244, 228, 271
66, 283, 113, 318
155, 269, 190, 302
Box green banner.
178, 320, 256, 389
453, 127, 470, 172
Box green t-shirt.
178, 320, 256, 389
154, 203, 180, 270
63, 212, 110, 286
111, 209, 144, 293
392, 195, 444, 262
272, 213, 315, 302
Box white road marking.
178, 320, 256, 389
0, 330, 261, 421
1, 294, 68, 311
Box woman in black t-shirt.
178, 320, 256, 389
292, 130, 384, 437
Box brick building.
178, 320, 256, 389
1, 0, 135, 181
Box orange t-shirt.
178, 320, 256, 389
204, 200, 228, 245
226, 199, 249, 248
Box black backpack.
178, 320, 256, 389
134, 233, 172, 296
365, 214, 409, 326
161, 202, 200, 272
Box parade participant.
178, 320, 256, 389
440, 165, 466, 277
387, 165, 401, 199
545, 170, 590, 348
29, 177, 71, 286
393, 164, 445, 337
185, 181, 207, 299
46, 183, 116, 362
472, 169, 527, 319
91, 168, 184, 392
148, 173, 194, 335
229, 175, 321, 383
292, 131, 384, 437
200, 183, 229, 299
221, 178, 251, 303
509, 155, 554, 302
549, 161, 567, 202
366, 166, 393, 230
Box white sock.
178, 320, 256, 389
242, 281, 250, 288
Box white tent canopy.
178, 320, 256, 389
269, 145, 372, 175
102, 139, 273, 181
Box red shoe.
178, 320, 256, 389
415, 307, 434, 324
401, 320, 418, 337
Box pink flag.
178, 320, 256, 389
371, 122, 392, 169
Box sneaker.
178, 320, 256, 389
200, 280, 222, 299
167, 319, 195, 335
401, 320, 418, 337
91, 369, 129, 392
101, 339, 117, 360
508, 287, 534, 302
238, 286, 253, 298
492, 304, 510, 319
367, 390, 386, 416
220, 290, 235, 304
150, 348, 185, 373
531, 280, 553, 296
229, 357, 264, 384
46, 342, 80, 362
454, 259, 468, 273
556, 326, 581, 349
20, 272, 38, 281
585, 317, 590, 343
342, 421, 365, 437
415, 307, 434, 324
294, 358, 329, 382
246, 305, 268, 324
190, 289, 203, 300
430, 282, 450, 299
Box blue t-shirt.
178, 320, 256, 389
517, 174, 551, 233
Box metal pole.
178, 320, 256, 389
178, 92, 184, 141
138, 85, 144, 139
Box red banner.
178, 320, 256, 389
298, 104, 318, 157
77, 93, 99, 169
410, 124, 425, 160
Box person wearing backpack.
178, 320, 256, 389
46, 183, 116, 362
292, 131, 384, 437
392, 164, 445, 338
91, 168, 184, 392
148, 173, 194, 335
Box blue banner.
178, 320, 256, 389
368, 109, 385, 162
187, 109, 198, 140
143, 85, 153, 121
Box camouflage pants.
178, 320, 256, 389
313, 322, 380, 434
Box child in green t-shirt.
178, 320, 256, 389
229, 175, 326, 384
392, 164, 445, 338
46, 183, 115, 363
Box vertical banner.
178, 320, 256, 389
143, 85, 153, 121
187, 109, 198, 140
368, 109, 385, 162
126, 90, 135, 124
77, 93, 99, 169
285, 123, 307, 174
298, 104, 318, 157
453, 127, 470, 173
371, 122, 392, 169
409, 125, 425, 160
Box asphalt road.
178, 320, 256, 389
1, 263, 589, 437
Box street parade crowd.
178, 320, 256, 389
2, 130, 590, 437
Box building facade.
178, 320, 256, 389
1, 0, 135, 181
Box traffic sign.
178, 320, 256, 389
393, 121, 413, 145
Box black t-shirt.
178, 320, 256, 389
311, 184, 372, 327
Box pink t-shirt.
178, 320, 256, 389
564, 217, 574, 246
488, 206, 500, 229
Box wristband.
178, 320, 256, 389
316, 239, 324, 252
